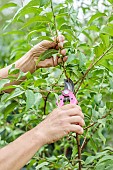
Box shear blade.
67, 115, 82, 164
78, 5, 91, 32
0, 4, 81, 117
64, 79, 74, 92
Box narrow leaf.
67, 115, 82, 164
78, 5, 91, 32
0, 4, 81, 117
36, 49, 58, 65
0, 3, 17, 12
25, 90, 35, 110
21, 16, 51, 29
88, 12, 106, 25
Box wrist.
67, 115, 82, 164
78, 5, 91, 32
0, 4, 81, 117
32, 126, 47, 147
15, 51, 37, 73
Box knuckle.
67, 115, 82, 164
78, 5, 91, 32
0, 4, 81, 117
76, 126, 83, 134
76, 105, 82, 111
58, 109, 64, 116
70, 104, 76, 107
63, 126, 70, 134
75, 108, 82, 116
77, 116, 84, 126
76, 116, 83, 123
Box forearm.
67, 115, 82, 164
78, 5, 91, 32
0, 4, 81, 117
0, 52, 36, 92
0, 51, 36, 79
0, 127, 44, 170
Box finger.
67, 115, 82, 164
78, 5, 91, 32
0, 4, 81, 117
57, 35, 65, 42
60, 104, 77, 110
76, 105, 82, 111
39, 40, 57, 49
60, 49, 66, 56
69, 116, 85, 126
38, 56, 67, 68
53, 56, 68, 66
69, 124, 84, 135
57, 56, 68, 64
61, 107, 84, 119
58, 42, 64, 49
54, 35, 65, 43
63, 56, 68, 62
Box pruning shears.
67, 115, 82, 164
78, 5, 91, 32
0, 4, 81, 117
57, 78, 78, 107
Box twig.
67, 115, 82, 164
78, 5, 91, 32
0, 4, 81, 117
81, 69, 112, 151
44, 92, 50, 115
84, 111, 111, 131
43, 72, 63, 114
81, 110, 112, 151
50, 0, 58, 37
75, 44, 113, 94
81, 123, 101, 151
76, 134, 82, 170
50, 0, 69, 79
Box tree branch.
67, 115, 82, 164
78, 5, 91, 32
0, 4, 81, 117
76, 134, 82, 170
75, 44, 113, 94
50, 0, 58, 37
44, 92, 50, 115
81, 110, 112, 151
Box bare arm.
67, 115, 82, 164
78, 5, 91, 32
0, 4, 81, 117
0, 128, 44, 170
0, 35, 67, 92
0, 104, 84, 170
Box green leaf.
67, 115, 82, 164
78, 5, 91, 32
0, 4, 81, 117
98, 155, 113, 164
87, 25, 99, 32
1, 30, 24, 36
108, 0, 113, 4
12, 7, 42, 23
100, 34, 109, 48
25, 90, 35, 110
0, 79, 10, 90
4, 102, 17, 119
98, 128, 106, 145
40, 0, 50, 7
85, 156, 95, 165
0, 3, 17, 12
36, 49, 58, 65
8, 67, 20, 75
21, 16, 51, 29
94, 93, 102, 104
88, 12, 106, 25
5, 88, 24, 101
79, 52, 87, 67
34, 79, 46, 87
27, 29, 48, 40
101, 24, 113, 36
36, 162, 49, 169
98, 59, 113, 72
95, 162, 106, 170
94, 44, 104, 57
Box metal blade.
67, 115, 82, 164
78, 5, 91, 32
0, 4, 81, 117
64, 79, 74, 92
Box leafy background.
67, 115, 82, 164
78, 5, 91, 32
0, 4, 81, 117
0, 0, 113, 169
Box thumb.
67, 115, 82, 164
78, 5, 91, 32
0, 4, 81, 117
39, 40, 57, 50
30, 40, 57, 58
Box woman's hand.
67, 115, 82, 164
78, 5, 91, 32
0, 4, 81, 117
30, 35, 68, 68
34, 104, 85, 145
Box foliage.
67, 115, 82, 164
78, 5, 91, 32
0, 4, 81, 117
0, 0, 113, 169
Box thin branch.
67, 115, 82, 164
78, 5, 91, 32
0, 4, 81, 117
50, 0, 69, 79
81, 70, 112, 151
75, 44, 113, 94
50, 0, 58, 37
84, 109, 112, 131
81, 110, 112, 151
81, 123, 101, 151
76, 134, 82, 170
44, 92, 50, 115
